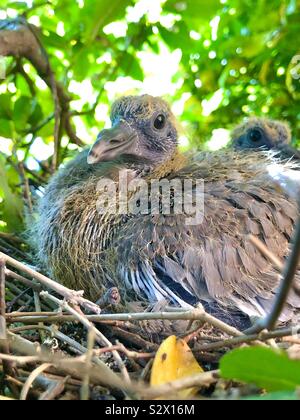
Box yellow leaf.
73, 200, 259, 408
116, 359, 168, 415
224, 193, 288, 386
150, 335, 204, 399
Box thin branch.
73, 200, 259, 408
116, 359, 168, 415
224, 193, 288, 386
41, 292, 131, 384
80, 329, 95, 401
248, 235, 284, 271
20, 363, 52, 400
0, 251, 101, 315
142, 370, 219, 399
17, 162, 33, 213
0, 258, 19, 397
0, 233, 23, 246
6, 307, 241, 336
5, 270, 42, 293
195, 324, 300, 353
0, 18, 85, 151
2, 331, 125, 391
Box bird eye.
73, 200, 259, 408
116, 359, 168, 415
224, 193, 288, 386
153, 114, 166, 130
248, 129, 263, 143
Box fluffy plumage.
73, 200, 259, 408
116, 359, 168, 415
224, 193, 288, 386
30, 96, 300, 329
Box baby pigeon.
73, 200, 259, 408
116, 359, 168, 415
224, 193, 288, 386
231, 117, 300, 161
30, 95, 300, 330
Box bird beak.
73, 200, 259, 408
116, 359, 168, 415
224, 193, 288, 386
87, 122, 138, 165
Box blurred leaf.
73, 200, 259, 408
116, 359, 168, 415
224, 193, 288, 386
164, 0, 222, 23
241, 34, 267, 58
220, 347, 300, 392
0, 94, 13, 119
164, 0, 221, 21
81, 0, 132, 42
0, 157, 23, 233
159, 22, 195, 53
6, 1, 28, 9
41, 31, 66, 49
28, 101, 44, 127
150, 335, 204, 399
0, 119, 14, 139
120, 52, 144, 81
13, 96, 33, 131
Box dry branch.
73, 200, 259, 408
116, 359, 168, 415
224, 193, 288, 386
0, 251, 101, 314
0, 17, 85, 154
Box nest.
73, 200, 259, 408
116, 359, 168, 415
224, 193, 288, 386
0, 233, 299, 401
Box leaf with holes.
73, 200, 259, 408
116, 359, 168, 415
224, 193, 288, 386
150, 335, 204, 398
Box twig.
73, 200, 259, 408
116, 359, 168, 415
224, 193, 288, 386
5, 270, 42, 293
80, 329, 95, 401
0, 354, 40, 364
0, 18, 85, 148
9, 325, 88, 356
249, 234, 300, 298
110, 327, 159, 352
39, 376, 68, 401
33, 291, 46, 342
17, 162, 33, 213
0, 233, 23, 246
2, 331, 125, 391
5, 309, 242, 336
93, 344, 154, 360
195, 325, 300, 353
5, 284, 32, 312
49, 69, 62, 173
20, 363, 53, 400
142, 370, 219, 399
0, 258, 19, 397
41, 292, 131, 384
248, 235, 283, 271
0, 252, 101, 314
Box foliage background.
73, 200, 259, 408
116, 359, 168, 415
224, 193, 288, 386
0, 0, 299, 235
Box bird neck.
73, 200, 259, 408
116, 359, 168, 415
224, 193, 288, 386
146, 150, 188, 179
112, 149, 183, 177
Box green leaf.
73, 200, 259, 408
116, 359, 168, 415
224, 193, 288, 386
0, 157, 23, 233
0, 119, 14, 139
28, 101, 44, 127
164, 0, 221, 22
6, 1, 28, 10
120, 52, 144, 81
0, 94, 13, 119
13, 96, 33, 131
159, 22, 195, 53
220, 347, 300, 392
81, 0, 132, 42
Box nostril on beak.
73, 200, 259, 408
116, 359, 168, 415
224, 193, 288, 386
87, 152, 100, 165
110, 138, 122, 145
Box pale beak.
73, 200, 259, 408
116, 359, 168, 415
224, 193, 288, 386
87, 122, 138, 165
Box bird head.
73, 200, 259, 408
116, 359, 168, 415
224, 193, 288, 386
87, 95, 179, 165
231, 118, 291, 151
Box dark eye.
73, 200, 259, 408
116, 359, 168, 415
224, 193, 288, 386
153, 114, 166, 130
248, 129, 263, 143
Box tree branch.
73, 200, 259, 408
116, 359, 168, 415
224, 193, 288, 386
0, 17, 85, 163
